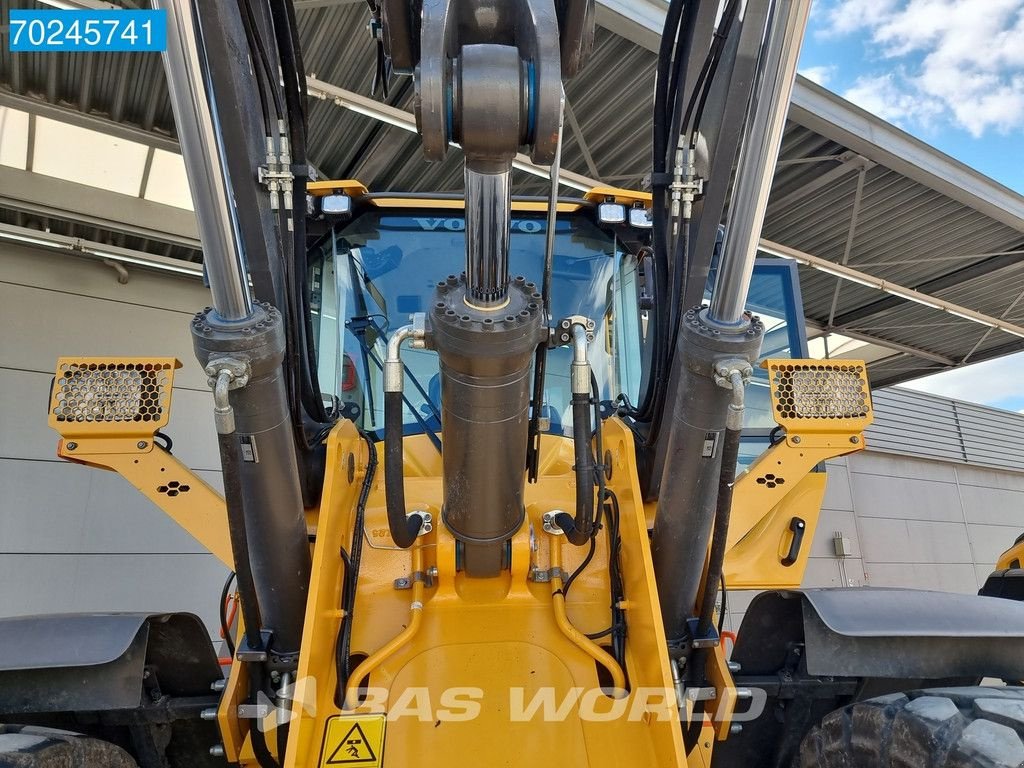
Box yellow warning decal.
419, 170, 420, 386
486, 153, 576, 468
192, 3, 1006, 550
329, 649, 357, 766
318, 713, 387, 767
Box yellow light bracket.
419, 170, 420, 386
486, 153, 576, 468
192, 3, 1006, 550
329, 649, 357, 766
49, 358, 179, 453
725, 359, 873, 590
48, 357, 232, 567
768, 359, 872, 437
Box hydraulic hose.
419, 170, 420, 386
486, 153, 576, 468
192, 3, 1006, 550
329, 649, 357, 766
695, 424, 741, 640
217, 430, 264, 651
549, 534, 626, 695
384, 324, 424, 549
336, 433, 377, 706
344, 545, 426, 709
556, 323, 596, 545
384, 391, 423, 548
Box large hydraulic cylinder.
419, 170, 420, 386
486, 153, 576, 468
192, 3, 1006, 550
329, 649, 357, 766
192, 303, 312, 658
429, 275, 546, 577
651, 309, 762, 641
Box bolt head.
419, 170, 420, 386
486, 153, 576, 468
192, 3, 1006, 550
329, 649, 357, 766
850, 435, 860, 444
791, 435, 802, 444
137, 440, 148, 450
66, 442, 77, 451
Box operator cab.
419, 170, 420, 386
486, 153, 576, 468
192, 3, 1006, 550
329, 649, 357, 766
306, 186, 809, 466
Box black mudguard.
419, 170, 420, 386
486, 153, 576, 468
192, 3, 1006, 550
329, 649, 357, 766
713, 588, 1024, 768
0, 612, 221, 716
980, 568, 1024, 601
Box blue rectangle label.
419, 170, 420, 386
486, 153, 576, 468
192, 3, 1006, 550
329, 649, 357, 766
8, 9, 167, 53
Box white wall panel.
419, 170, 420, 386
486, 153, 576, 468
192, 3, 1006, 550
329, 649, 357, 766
0, 244, 224, 637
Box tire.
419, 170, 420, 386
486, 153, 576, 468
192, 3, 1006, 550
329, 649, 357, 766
0, 725, 137, 768
797, 687, 1024, 768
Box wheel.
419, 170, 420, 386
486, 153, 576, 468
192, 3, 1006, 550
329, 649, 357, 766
797, 687, 1024, 768
0, 725, 137, 768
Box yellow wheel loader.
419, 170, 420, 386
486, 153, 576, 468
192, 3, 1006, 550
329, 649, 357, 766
3, 1, 1024, 767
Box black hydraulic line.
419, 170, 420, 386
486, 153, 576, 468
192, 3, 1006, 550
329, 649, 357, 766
640, 0, 685, 423
246, 663, 280, 768
526, 344, 548, 482
335, 433, 376, 705
384, 391, 424, 548
696, 425, 741, 640
356, 337, 443, 454
219, 571, 237, 659
217, 433, 264, 650
717, 573, 727, 636
559, 390, 596, 545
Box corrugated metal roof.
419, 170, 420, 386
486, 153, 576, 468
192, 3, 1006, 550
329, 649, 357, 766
1, 0, 1023, 388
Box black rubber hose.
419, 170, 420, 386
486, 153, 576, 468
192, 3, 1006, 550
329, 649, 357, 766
558, 391, 596, 545
246, 663, 280, 768
217, 432, 264, 650
696, 425, 741, 640
336, 433, 377, 704
384, 391, 423, 548
219, 571, 237, 659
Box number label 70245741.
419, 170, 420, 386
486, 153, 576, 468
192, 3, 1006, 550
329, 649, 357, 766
8, 9, 167, 53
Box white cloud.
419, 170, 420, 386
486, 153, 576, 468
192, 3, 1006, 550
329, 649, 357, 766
842, 72, 942, 126
820, 0, 1024, 137
800, 64, 837, 86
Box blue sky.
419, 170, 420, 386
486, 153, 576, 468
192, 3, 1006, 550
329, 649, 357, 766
797, 0, 1024, 412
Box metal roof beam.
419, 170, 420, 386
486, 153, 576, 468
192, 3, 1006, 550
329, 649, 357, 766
804, 318, 956, 366
832, 247, 1024, 327
761, 238, 1024, 340
0, 222, 203, 278
0, 89, 180, 154
305, 76, 601, 191
594, 0, 1024, 233
0, 166, 200, 249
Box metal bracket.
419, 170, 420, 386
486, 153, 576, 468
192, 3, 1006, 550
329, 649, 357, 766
410, 312, 427, 349
542, 511, 565, 535
259, 135, 294, 211
713, 359, 753, 389
552, 315, 595, 347
410, 510, 433, 537
685, 686, 717, 702
203, 357, 250, 391
528, 566, 551, 583
687, 617, 721, 649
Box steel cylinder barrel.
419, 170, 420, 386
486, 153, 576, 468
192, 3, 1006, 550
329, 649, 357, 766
429, 275, 546, 577
192, 304, 312, 658
651, 308, 763, 640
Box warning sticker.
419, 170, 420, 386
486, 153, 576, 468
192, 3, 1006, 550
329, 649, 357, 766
318, 714, 387, 767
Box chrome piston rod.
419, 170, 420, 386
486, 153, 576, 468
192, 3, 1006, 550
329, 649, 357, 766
465, 167, 513, 308
707, 0, 812, 326
157, 0, 251, 321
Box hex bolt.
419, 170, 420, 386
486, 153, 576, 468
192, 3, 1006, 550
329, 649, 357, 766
727, 661, 742, 673
850, 435, 860, 444
200, 708, 219, 721
211, 678, 227, 692
791, 436, 801, 444
209, 745, 225, 757
66, 442, 78, 451
736, 688, 753, 700
730, 724, 743, 735
137, 441, 148, 450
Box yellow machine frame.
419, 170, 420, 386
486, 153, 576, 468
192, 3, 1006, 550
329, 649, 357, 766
47, 348, 873, 768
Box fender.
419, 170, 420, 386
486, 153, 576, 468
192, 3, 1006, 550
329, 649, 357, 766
0, 612, 221, 716
712, 588, 1024, 768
